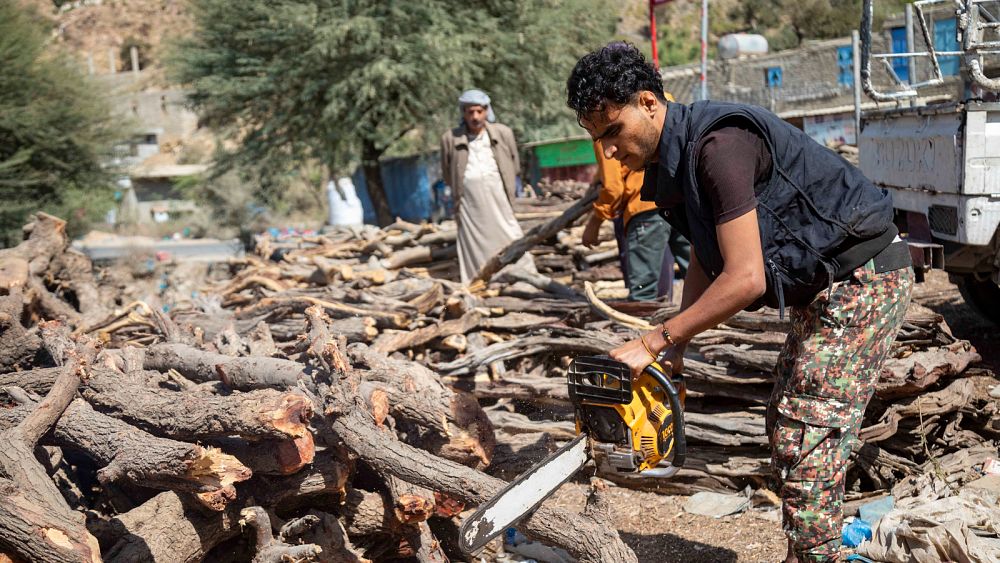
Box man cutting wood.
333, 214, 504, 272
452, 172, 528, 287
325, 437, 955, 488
567, 42, 913, 562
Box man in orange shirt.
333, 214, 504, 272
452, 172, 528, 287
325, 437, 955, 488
583, 139, 689, 300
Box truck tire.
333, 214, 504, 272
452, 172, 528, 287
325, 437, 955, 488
957, 274, 1000, 325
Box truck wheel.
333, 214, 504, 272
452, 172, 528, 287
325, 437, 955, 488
958, 274, 1000, 325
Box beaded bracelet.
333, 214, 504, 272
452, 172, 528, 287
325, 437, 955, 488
660, 323, 676, 347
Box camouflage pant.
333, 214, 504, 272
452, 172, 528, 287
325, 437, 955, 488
766, 260, 913, 562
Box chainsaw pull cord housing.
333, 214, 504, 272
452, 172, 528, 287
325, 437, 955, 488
642, 362, 687, 469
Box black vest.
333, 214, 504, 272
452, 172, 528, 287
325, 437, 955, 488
641, 101, 895, 313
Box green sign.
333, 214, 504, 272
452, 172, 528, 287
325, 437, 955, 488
533, 138, 597, 168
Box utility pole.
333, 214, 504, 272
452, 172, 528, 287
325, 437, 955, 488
648, 0, 673, 69
853, 30, 862, 144
700, 0, 709, 100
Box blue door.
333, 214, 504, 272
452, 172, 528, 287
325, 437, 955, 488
891, 26, 910, 83
935, 18, 960, 77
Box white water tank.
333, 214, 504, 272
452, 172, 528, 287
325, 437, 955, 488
718, 34, 769, 60
326, 176, 364, 227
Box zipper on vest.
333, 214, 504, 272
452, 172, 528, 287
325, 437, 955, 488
768, 260, 786, 320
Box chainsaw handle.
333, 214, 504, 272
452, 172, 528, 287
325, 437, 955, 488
642, 363, 686, 469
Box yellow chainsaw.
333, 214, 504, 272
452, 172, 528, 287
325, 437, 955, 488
459, 355, 686, 554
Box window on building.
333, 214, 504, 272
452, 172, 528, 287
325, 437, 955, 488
890, 26, 910, 83
837, 46, 854, 87
765, 66, 783, 88
934, 17, 960, 77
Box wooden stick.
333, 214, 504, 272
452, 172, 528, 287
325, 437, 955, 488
583, 281, 655, 331
471, 184, 597, 285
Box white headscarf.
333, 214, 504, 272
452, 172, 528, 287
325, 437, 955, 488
458, 89, 496, 125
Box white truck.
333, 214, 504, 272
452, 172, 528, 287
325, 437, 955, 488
858, 0, 1000, 322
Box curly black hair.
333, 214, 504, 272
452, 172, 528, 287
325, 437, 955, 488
566, 42, 666, 119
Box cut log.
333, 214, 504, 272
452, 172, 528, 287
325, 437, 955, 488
0, 397, 251, 505
382, 244, 457, 270
83, 369, 312, 442
240, 506, 322, 563
373, 311, 481, 355
103, 491, 240, 563
0, 344, 101, 563
235, 295, 409, 329
433, 335, 617, 376
0, 288, 42, 371
216, 434, 315, 476
349, 344, 495, 468
326, 397, 638, 563
142, 342, 306, 389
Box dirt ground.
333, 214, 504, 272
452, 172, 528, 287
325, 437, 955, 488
545, 483, 786, 562
541, 270, 998, 563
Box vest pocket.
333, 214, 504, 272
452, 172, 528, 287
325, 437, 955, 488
759, 204, 836, 308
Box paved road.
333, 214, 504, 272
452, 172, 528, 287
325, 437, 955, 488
72, 238, 244, 263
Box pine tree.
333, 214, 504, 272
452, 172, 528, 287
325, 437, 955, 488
171, 0, 614, 226
0, 2, 118, 246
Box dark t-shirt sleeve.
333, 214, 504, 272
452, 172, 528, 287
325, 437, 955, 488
695, 121, 772, 225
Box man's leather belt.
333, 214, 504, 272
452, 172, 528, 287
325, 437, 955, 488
871, 240, 912, 274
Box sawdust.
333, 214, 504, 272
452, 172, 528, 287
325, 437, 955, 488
545, 482, 786, 562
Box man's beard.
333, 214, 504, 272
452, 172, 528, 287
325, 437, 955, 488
636, 127, 659, 170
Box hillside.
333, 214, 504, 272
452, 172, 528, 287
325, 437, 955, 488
31, 0, 892, 78
26, 0, 191, 79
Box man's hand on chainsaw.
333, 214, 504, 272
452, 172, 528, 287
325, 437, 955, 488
610, 328, 685, 380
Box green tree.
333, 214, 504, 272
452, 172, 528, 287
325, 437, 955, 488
171, 0, 614, 226
0, 2, 118, 246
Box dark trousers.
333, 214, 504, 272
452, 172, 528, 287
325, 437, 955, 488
625, 210, 690, 301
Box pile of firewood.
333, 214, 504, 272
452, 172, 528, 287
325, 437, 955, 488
0, 212, 636, 562
1, 202, 997, 563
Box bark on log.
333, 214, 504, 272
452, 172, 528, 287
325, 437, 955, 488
328, 317, 379, 344
240, 506, 322, 563
50, 249, 105, 325
255, 455, 353, 509
83, 369, 312, 442
373, 312, 481, 355
326, 400, 637, 563
382, 244, 457, 270
142, 342, 306, 389
0, 288, 42, 372
495, 268, 579, 298
26, 278, 82, 325
0, 212, 68, 277
877, 341, 981, 399
0, 397, 251, 504
349, 344, 495, 468
216, 435, 315, 476
433, 335, 617, 376
290, 510, 370, 563
235, 296, 409, 329
0, 348, 101, 563
103, 491, 240, 563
